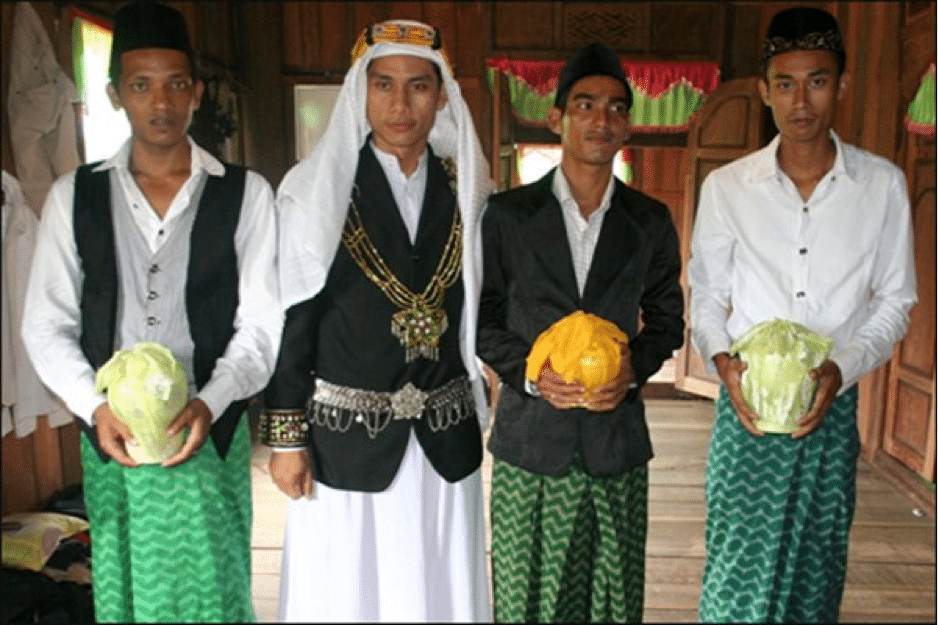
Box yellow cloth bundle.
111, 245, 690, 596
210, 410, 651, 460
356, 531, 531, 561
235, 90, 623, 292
525, 311, 628, 391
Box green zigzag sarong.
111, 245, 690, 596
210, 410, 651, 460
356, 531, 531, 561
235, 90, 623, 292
490, 457, 647, 623
80, 415, 254, 623
699, 385, 859, 623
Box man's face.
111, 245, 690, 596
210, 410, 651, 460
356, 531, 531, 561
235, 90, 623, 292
547, 75, 630, 167
108, 48, 203, 150
366, 55, 447, 155
759, 49, 847, 145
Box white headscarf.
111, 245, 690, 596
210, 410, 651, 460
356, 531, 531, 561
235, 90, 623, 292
276, 21, 493, 428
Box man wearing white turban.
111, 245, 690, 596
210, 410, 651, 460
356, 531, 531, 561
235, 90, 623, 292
260, 20, 492, 622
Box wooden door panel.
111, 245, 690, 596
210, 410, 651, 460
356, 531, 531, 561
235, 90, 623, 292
674, 77, 767, 398
883, 137, 936, 481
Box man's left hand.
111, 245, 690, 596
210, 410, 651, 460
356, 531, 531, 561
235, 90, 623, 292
161, 398, 213, 467
586, 342, 635, 412
791, 360, 843, 439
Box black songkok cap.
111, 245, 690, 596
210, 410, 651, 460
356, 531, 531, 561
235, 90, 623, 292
762, 7, 845, 71
554, 43, 632, 111
109, 1, 193, 82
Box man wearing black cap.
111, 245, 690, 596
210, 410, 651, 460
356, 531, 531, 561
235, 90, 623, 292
478, 42, 684, 622
21, 1, 282, 621
688, 7, 916, 622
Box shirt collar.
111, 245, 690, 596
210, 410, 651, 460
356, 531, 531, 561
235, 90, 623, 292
91, 136, 226, 177
369, 140, 429, 182
552, 166, 616, 220
748, 129, 854, 183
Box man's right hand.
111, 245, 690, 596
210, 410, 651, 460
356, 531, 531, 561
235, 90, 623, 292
269, 450, 314, 500
713, 352, 764, 437
536, 360, 586, 410
93, 403, 140, 467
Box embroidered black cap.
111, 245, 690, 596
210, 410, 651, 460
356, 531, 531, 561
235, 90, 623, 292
762, 7, 845, 73
554, 42, 632, 111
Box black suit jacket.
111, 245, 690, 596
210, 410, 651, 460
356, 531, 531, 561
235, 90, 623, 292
477, 169, 684, 477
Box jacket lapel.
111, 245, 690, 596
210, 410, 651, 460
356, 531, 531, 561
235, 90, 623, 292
581, 182, 642, 307
520, 170, 580, 305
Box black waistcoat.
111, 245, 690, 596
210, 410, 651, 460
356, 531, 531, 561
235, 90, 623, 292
268, 145, 481, 492
73, 162, 248, 462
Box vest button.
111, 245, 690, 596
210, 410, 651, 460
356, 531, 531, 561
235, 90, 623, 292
147, 316, 158, 326
150, 264, 160, 274
148, 290, 158, 300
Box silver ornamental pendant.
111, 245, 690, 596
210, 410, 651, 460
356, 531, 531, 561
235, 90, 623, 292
391, 304, 448, 362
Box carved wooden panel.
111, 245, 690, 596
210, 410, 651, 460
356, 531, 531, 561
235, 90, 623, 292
650, 3, 723, 57
562, 3, 648, 50
675, 78, 767, 399
494, 2, 554, 50
699, 97, 751, 149
899, 185, 936, 378
885, 381, 933, 473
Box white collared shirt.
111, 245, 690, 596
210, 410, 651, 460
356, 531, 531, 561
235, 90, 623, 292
553, 166, 616, 297
369, 141, 428, 244
21, 137, 284, 425
688, 130, 917, 391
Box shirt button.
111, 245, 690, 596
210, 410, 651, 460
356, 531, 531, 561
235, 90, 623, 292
149, 264, 160, 274
802, 206, 809, 213
799, 248, 808, 255
147, 290, 158, 300
795, 291, 806, 298
146, 316, 158, 326
158, 229, 165, 236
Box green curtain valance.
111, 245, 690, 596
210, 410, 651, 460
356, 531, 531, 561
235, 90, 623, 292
486, 56, 720, 132
905, 63, 935, 137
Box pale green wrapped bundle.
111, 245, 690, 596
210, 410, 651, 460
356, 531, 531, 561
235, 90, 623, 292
94, 342, 189, 464
731, 319, 834, 434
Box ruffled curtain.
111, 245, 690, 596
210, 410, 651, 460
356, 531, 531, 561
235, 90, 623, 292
486, 57, 720, 132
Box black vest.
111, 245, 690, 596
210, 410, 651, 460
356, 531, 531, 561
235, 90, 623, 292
265, 145, 482, 492
73, 161, 249, 462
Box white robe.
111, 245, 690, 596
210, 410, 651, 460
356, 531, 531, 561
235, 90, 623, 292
278, 431, 491, 622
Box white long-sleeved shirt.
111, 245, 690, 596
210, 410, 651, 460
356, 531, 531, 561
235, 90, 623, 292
21, 137, 284, 426
688, 130, 917, 391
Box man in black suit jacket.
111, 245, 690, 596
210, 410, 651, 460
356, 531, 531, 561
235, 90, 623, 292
478, 43, 684, 623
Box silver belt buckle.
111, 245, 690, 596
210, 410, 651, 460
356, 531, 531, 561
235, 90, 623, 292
390, 383, 427, 420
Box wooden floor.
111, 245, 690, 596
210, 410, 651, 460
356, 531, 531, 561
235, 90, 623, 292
249, 399, 936, 623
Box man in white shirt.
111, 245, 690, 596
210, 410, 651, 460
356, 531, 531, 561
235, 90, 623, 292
262, 20, 492, 622
688, 7, 916, 623
21, 3, 282, 621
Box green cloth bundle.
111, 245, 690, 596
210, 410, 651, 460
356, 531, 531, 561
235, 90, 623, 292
95, 342, 188, 463
730, 319, 834, 434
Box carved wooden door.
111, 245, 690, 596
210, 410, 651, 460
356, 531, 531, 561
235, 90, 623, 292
674, 77, 768, 398
881, 136, 936, 481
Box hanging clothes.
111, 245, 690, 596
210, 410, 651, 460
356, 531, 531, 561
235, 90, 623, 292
1, 171, 70, 438
7, 1, 81, 216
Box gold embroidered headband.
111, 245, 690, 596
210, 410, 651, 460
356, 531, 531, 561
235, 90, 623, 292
350, 21, 453, 74
761, 29, 844, 63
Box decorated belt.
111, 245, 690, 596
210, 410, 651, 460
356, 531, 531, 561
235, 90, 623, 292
308, 376, 474, 439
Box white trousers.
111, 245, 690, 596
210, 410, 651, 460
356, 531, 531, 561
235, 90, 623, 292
278, 431, 491, 622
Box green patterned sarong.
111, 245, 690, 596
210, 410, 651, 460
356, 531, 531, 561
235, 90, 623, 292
699, 386, 859, 623
80, 416, 254, 623
490, 458, 647, 623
